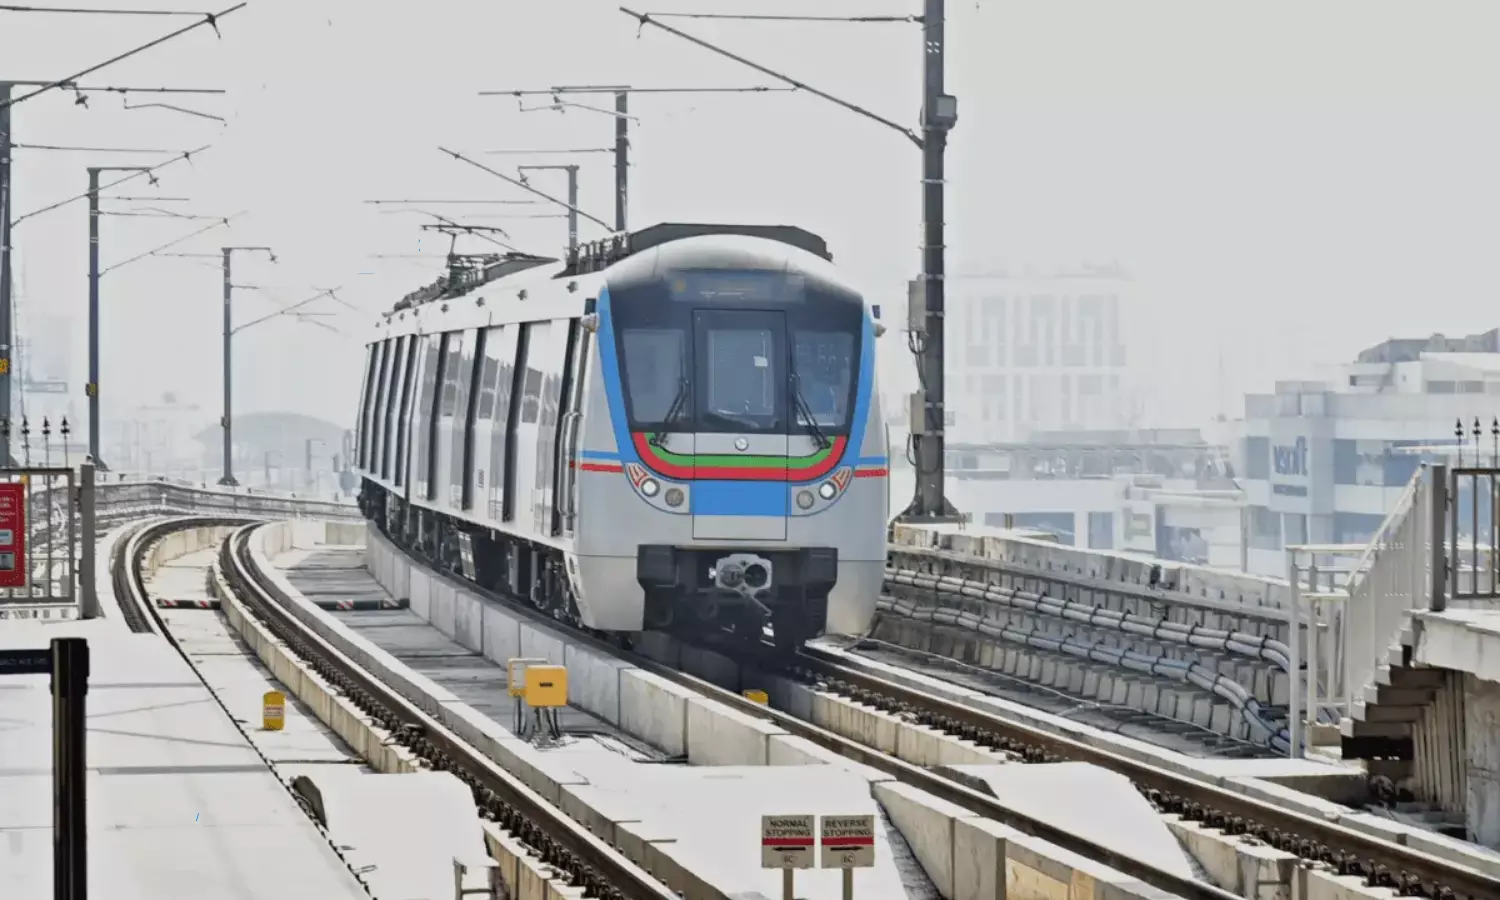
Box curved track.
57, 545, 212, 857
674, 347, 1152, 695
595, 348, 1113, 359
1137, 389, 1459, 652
214, 523, 676, 900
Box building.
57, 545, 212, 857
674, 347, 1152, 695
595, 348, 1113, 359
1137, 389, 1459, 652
946, 264, 1136, 445
889, 429, 1246, 569
1238, 329, 1500, 577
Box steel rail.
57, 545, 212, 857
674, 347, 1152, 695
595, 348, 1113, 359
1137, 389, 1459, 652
220, 524, 679, 900
788, 648, 1491, 900
372, 524, 1235, 900
111, 515, 252, 633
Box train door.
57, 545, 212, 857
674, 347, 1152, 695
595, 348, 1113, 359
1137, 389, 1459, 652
553, 318, 586, 538
690, 308, 789, 541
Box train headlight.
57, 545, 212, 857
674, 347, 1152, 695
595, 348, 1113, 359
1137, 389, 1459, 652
817, 481, 838, 500
640, 478, 660, 498
796, 490, 815, 510
664, 487, 685, 508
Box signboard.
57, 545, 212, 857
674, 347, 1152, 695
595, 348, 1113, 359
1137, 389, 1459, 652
1267, 419, 1334, 516
0, 482, 28, 589
820, 815, 875, 869
22, 378, 68, 395
760, 815, 815, 869
1271, 436, 1310, 497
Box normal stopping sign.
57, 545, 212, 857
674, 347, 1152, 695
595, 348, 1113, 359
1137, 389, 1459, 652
760, 815, 816, 869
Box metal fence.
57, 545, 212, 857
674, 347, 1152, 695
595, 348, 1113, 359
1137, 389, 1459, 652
0, 467, 361, 622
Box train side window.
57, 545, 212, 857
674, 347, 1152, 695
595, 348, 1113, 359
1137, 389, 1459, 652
426, 332, 452, 501
503, 323, 531, 522
380, 336, 406, 480
369, 339, 393, 475
452, 329, 481, 506
487, 325, 518, 521
394, 335, 418, 488
413, 334, 443, 501
460, 329, 489, 510
356, 344, 377, 469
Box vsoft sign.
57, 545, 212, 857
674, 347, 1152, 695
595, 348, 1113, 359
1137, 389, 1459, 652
1266, 420, 1332, 515
1272, 435, 1310, 500
1272, 437, 1308, 479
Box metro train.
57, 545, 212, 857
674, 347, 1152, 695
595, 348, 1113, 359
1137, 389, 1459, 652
354, 222, 890, 650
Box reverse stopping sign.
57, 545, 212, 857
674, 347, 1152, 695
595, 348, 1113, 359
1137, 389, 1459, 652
820, 815, 875, 869
762, 814, 876, 870
760, 815, 815, 869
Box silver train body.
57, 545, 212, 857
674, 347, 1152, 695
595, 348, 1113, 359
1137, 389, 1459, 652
354, 223, 889, 647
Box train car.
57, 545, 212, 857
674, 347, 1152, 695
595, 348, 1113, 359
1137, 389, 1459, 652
354, 222, 889, 650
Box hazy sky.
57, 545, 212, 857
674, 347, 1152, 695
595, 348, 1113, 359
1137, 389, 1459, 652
6, 0, 1500, 433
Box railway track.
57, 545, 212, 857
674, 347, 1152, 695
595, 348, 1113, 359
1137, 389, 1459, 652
208, 522, 678, 900
374, 523, 1498, 900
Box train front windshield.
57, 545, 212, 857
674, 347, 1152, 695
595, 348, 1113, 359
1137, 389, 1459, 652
613, 269, 863, 438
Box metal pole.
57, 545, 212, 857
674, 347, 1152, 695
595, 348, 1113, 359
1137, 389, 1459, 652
78, 464, 95, 619
1431, 464, 1449, 612
85, 168, 104, 470
217, 249, 236, 485
1287, 559, 1302, 759
781, 869, 793, 900
614, 91, 628, 232
51, 635, 89, 900
565, 165, 579, 252
0, 83, 14, 466
901, 0, 960, 523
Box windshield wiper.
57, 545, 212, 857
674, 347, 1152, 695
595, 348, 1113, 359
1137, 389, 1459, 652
650, 377, 690, 448
789, 373, 830, 450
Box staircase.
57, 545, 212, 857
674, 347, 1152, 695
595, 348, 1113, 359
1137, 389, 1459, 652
1337, 465, 1470, 825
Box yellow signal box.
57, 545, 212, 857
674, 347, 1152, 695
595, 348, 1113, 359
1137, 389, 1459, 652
523, 665, 568, 709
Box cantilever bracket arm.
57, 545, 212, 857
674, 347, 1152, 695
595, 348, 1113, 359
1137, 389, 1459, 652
438, 148, 612, 230
619, 6, 922, 148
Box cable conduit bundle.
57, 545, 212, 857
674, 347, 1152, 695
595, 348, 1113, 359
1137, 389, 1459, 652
886, 568, 1295, 673
877, 594, 1293, 753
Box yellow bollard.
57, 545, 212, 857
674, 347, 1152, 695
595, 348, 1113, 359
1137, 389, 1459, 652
262, 690, 286, 731
743, 689, 769, 705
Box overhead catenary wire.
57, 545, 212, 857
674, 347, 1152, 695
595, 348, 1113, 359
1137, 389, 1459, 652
11, 145, 210, 226
438, 147, 612, 230
99, 213, 243, 275
0, 4, 220, 13
12, 143, 184, 153
0, 3, 245, 110
638, 11, 921, 23
619, 7, 921, 146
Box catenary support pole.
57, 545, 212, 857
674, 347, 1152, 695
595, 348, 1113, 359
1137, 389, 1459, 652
0, 83, 13, 465
218, 248, 235, 485
85, 168, 104, 470
565, 164, 579, 251
900, 0, 962, 523
614, 91, 629, 231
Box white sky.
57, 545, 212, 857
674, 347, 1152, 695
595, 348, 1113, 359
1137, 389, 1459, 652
6, 0, 1500, 431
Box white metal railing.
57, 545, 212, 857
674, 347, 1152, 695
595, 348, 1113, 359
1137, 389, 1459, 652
1337, 467, 1433, 729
